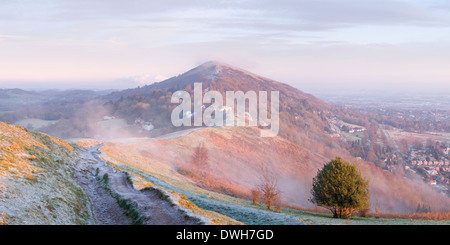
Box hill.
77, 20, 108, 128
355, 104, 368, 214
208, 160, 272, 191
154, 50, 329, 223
17, 61, 448, 214
0, 89, 110, 132
98, 126, 450, 214
1, 120, 448, 225
1, 62, 448, 221
99, 62, 349, 152
0, 121, 93, 224
5, 62, 363, 159
0, 121, 242, 225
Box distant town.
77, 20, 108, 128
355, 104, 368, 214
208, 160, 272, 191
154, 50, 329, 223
322, 89, 450, 197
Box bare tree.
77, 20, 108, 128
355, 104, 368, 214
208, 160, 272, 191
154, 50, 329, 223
191, 143, 209, 169
257, 168, 281, 211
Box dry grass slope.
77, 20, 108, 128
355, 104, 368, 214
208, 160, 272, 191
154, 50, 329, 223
73, 138, 104, 148
0, 121, 92, 225
0, 212, 7, 225
98, 126, 450, 215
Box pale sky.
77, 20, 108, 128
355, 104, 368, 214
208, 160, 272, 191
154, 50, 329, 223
1, 0, 450, 92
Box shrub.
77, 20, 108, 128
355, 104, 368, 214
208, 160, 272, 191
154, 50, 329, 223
251, 189, 261, 205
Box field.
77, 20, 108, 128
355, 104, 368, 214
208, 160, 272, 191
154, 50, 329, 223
15, 119, 58, 130
329, 119, 366, 142
386, 129, 450, 144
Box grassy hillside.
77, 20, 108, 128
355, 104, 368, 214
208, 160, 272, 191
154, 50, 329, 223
1, 120, 448, 225
100, 149, 450, 225
97, 126, 450, 215
0, 122, 93, 225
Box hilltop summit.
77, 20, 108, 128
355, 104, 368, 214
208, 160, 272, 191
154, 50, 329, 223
105, 61, 333, 146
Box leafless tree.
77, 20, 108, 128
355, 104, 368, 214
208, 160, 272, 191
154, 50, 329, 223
257, 168, 281, 211
191, 143, 209, 169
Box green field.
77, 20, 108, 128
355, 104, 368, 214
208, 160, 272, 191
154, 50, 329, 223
15, 118, 59, 129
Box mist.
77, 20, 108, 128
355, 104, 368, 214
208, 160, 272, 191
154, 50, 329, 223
39, 100, 137, 140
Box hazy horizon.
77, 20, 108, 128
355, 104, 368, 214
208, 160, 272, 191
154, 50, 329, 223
1, 70, 449, 97
1, 1, 450, 94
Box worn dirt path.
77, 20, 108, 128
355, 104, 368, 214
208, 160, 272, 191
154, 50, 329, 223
73, 145, 201, 225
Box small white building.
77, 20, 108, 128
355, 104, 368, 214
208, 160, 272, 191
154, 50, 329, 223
426, 169, 439, 176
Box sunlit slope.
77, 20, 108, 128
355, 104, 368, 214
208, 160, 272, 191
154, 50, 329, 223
0, 121, 92, 225
99, 127, 450, 214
